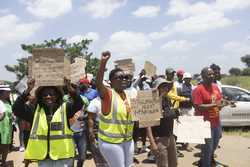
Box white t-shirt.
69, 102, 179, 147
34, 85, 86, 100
125, 87, 138, 99
0, 100, 5, 114
87, 97, 101, 121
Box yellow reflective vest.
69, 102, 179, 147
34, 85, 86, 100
25, 103, 75, 160
98, 89, 134, 144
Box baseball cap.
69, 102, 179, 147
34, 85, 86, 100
79, 78, 90, 85
165, 68, 176, 74
177, 69, 185, 76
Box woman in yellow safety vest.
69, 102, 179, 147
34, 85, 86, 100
96, 51, 134, 167
13, 78, 83, 167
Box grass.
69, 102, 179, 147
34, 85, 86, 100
221, 76, 250, 91
223, 127, 250, 137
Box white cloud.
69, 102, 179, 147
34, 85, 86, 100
223, 41, 250, 54
150, 12, 236, 40
21, 0, 72, 19
161, 40, 197, 51
167, 0, 212, 18
172, 12, 235, 33
82, 0, 127, 18
132, 5, 160, 18
105, 31, 152, 57
0, 14, 42, 46
167, 0, 250, 18
215, 0, 250, 12
68, 32, 100, 43
154, 0, 245, 40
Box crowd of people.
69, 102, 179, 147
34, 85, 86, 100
0, 51, 232, 167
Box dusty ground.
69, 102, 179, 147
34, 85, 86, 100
5, 132, 250, 167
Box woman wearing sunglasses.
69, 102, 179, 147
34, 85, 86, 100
13, 79, 83, 167
96, 51, 134, 167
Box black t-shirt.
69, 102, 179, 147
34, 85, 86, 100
152, 117, 173, 137
152, 96, 174, 137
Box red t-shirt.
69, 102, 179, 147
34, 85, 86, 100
192, 83, 222, 128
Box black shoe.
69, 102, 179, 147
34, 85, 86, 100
177, 151, 184, 158
133, 157, 140, 164
192, 160, 201, 167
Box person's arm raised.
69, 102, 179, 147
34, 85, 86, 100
96, 51, 111, 99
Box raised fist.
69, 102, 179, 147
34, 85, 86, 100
101, 51, 111, 62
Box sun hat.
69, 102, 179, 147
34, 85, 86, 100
152, 78, 173, 89
0, 85, 11, 91
183, 72, 192, 79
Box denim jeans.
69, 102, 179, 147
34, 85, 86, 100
73, 131, 87, 164
201, 126, 222, 167
38, 158, 74, 167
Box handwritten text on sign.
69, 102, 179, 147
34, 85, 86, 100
130, 90, 162, 128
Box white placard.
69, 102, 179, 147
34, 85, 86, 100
173, 116, 211, 144
15, 76, 28, 94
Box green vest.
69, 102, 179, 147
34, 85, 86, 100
25, 103, 75, 160
0, 101, 12, 144
98, 89, 134, 144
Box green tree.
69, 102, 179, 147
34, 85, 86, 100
242, 67, 250, 76
229, 67, 242, 76
241, 54, 250, 67
6, 37, 100, 81
5, 58, 28, 81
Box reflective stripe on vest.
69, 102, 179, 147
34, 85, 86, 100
98, 128, 133, 139
25, 103, 75, 160
98, 89, 134, 143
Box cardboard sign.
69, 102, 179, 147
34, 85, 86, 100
114, 59, 135, 74
70, 57, 86, 84
173, 116, 211, 144
27, 56, 32, 78
64, 57, 71, 80
130, 90, 162, 128
31, 48, 66, 87
144, 61, 157, 77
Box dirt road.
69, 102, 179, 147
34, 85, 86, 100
6, 133, 250, 167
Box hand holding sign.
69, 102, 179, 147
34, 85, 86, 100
27, 78, 35, 93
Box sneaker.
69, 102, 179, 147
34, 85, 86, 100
19, 147, 25, 152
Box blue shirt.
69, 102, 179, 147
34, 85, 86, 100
81, 88, 99, 101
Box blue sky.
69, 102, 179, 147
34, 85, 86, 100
1, 0, 250, 81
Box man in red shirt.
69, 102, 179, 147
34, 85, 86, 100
192, 67, 226, 167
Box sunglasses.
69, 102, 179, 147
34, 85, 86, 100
41, 92, 57, 97
113, 75, 130, 80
